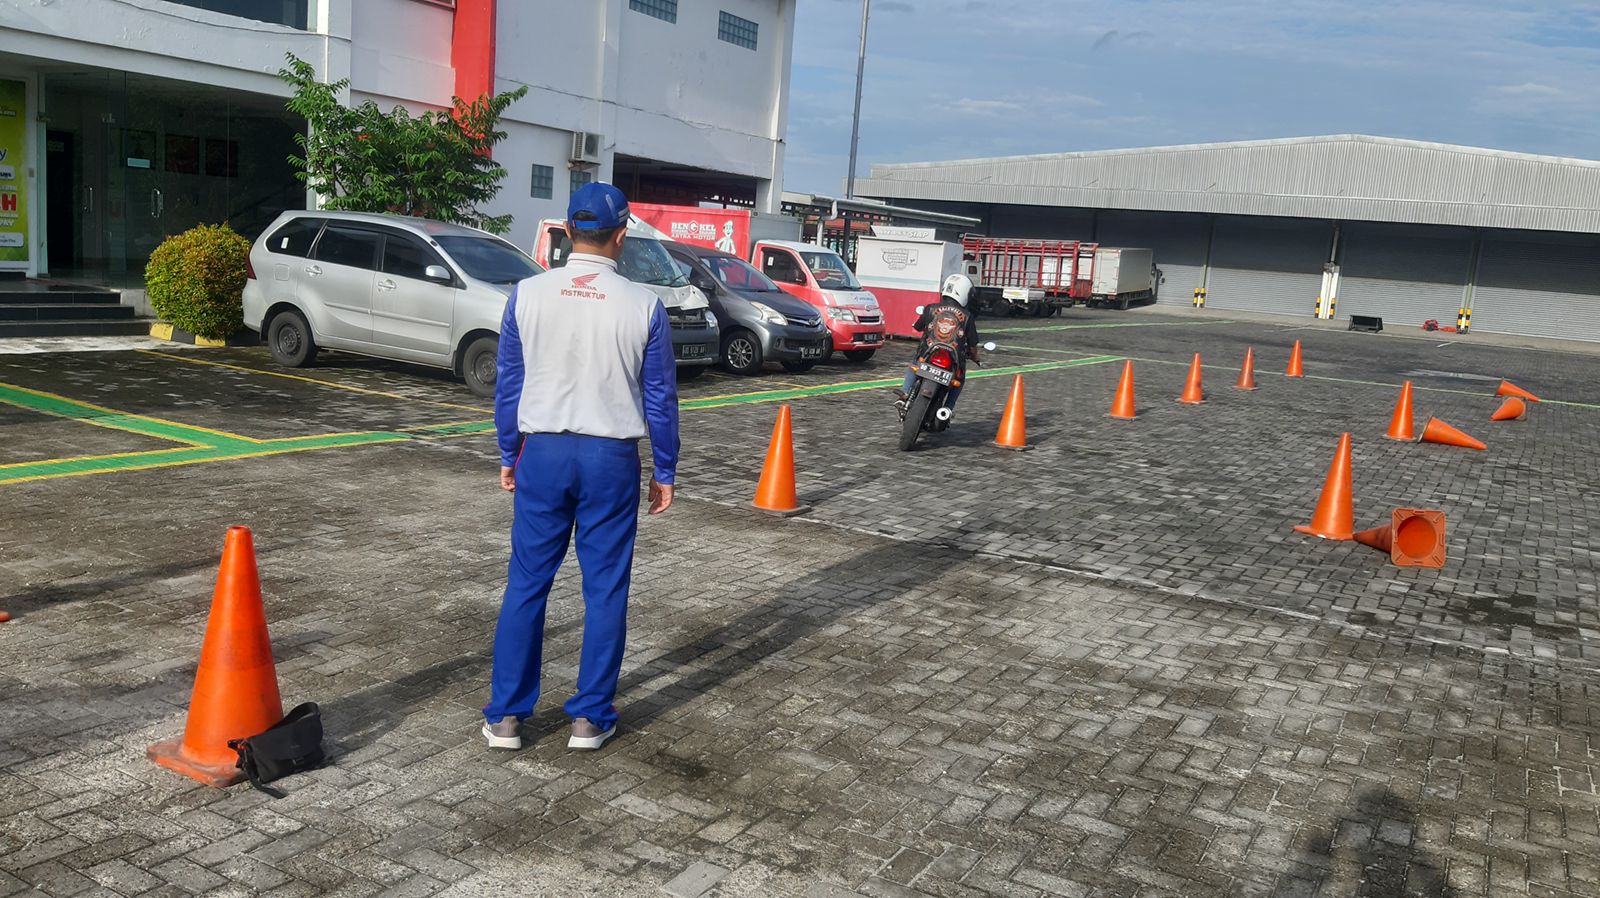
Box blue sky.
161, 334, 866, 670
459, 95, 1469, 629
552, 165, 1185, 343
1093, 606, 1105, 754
785, 0, 1600, 194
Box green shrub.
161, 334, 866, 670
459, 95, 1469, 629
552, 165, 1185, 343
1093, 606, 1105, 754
145, 224, 251, 339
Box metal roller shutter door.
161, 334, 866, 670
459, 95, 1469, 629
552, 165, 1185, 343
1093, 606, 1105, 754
1338, 224, 1472, 327
1206, 218, 1329, 316
1472, 238, 1600, 341
1094, 211, 1209, 306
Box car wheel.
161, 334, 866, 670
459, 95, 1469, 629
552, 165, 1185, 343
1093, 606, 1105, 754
781, 359, 817, 374
843, 349, 877, 363
722, 330, 764, 375
677, 365, 708, 382
267, 309, 318, 368
461, 335, 498, 398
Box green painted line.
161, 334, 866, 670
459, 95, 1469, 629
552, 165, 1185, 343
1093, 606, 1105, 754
984, 319, 1236, 335
680, 355, 1123, 410
409, 420, 496, 436
0, 382, 259, 450
0, 431, 409, 485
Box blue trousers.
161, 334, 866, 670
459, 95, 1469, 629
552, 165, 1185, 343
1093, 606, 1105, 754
485, 432, 640, 731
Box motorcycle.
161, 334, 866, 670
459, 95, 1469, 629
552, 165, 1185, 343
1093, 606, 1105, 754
897, 307, 996, 451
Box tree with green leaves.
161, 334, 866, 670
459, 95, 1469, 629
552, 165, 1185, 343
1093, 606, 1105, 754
279, 53, 529, 234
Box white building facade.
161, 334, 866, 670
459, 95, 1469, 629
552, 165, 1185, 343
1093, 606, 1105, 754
0, 0, 795, 284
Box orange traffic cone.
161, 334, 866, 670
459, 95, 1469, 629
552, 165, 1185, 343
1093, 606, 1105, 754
1109, 360, 1137, 420
0, 610, 10, 622
1496, 380, 1540, 403
149, 526, 284, 787
1286, 340, 1305, 378
1295, 432, 1355, 540
1418, 417, 1486, 451
1491, 397, 1527, 421
994, 375, 1030, 450
752, 405, 810, 516
1178, 353, 1205, 404
1234, 348, 1257, 391
1385, 381, 1416, 441
1353, 508, 1447, 568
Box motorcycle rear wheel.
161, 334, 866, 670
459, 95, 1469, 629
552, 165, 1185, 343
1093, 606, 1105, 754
899, 384, 934, 451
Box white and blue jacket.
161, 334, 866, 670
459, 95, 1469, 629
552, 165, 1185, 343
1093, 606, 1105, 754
494, 253, 680, 484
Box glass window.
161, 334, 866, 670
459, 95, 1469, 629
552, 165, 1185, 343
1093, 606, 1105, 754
165, 0, 308, 29
707, 256, 781, 292
629, 0, 676, 23
312, 226, 381, 270
530, 164, 554, 199
619, 237, 689, 288
718, 11, 758, 50
382, 234, 445, 281
801, 250, 861, 289
435, 236, 544, 285
265, 218, 322, 257
570, 169, 593, 194
761, 249, 804, 285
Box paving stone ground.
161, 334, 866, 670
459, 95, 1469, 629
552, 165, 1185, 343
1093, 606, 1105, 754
2, 306, 1599, 897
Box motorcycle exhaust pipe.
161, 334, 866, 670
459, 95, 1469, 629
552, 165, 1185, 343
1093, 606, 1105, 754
934, 407, 953, 422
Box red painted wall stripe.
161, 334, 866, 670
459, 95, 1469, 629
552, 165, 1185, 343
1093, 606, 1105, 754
451, 0, 497, 103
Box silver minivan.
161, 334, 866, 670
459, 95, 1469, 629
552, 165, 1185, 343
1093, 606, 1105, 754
241, 210, 543, 397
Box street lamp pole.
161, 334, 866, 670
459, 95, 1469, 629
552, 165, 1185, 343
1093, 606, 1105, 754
845, 0, 870, 198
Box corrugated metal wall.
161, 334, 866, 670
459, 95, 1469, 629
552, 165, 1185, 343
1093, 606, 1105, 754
1205, 217, 1329, 316
1473, 234, 1600, 339
1338, 223, 1472, 326
1093, 210, 1209, 306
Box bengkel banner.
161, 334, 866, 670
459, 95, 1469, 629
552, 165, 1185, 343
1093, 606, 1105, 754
0, 79, 27, 266
631, 203, 750, 257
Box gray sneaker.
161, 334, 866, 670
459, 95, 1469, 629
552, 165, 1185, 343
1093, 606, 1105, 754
482, 717, 521, 750
568, 718, 616, 751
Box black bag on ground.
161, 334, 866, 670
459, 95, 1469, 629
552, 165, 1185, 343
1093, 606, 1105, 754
228, 702, 325, 798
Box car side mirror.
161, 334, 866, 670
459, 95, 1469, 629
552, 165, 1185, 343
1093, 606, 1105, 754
424, 264, 452, 283
690, 271, 718, 295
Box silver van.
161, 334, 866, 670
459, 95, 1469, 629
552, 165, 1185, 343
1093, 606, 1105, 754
241, 211, 543, 397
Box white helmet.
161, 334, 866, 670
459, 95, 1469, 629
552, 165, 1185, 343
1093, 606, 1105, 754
941, 273, 975, 308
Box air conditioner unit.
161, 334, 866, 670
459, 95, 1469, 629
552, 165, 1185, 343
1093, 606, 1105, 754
569, 131, 601, 165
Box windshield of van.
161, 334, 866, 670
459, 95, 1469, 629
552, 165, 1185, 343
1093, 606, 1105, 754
435, 236, 544, 284
705, 256, 782, 293
801, 251, 860, 289
620, 236, 690, 287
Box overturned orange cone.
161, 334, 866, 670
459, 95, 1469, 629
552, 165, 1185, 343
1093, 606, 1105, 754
1419, 417, 1486, 451
1491, 397, 1527, 422
149, 526, 284, 787
1178, 353, 1205, 404
1235, 348, 1257, 391
1109, 360, 1137, 420
1295, 432, 1355, 541
1385, 381, 1416, 441
1286, 340, 1305, 378
1353, 508, 1447, 568
752, 405, 810, 516
1496, 380, 1540, 403
994, 375, 1030, 451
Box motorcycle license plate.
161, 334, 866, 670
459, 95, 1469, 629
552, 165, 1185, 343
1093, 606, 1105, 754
799, 344, 823, 359
917, 362, 954, 386
675, 344, 706, 360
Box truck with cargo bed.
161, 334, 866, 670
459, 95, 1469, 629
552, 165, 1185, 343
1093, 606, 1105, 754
960, 236, 1097, 317
1083, 247, 1156, 310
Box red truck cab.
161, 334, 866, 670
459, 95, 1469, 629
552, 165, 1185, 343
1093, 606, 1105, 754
751, 240, 884, 362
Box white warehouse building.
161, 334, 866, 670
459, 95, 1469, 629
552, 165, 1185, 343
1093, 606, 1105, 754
855, 135, 1600, 343
0, 0, 793, 287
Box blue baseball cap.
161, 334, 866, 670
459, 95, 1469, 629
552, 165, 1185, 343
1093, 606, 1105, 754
567, 182, 631, 230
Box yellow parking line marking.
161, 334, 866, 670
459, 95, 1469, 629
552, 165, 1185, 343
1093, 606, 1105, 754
0, 382, 260, 446
137, 350, 490, 415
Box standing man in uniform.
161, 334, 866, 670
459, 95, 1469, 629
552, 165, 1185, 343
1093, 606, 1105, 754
484, 182, 679, 752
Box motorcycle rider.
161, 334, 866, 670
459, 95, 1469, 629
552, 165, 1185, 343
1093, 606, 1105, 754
895, 273, 982, 418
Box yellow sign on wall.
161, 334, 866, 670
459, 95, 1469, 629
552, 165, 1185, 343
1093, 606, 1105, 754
0, 79, 28, 265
